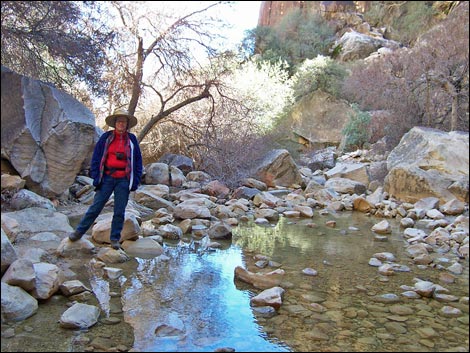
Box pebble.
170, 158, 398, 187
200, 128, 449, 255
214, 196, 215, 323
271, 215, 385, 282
100, 317, 122, 325
2, 328, 15, 338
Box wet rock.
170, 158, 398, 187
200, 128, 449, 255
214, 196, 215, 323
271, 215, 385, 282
252, 306, 277, 318
59, 303, 100, 329
372, 293, 401, 303
302, 268, 318, 276
250, 286, 285, 310
234, 266, 284, 290
439, 306, 462, 317
371, 220, 391, 234
100, 317, 122, 325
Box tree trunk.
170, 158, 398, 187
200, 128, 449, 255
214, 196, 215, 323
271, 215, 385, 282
450, 94, 458, 131
443, 81, 458, 131
137, 84, 211, 142
425, 74, 432, 126
128, 37, 144, 116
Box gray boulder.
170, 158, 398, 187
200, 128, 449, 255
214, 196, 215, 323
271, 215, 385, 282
1, 66, 97, 198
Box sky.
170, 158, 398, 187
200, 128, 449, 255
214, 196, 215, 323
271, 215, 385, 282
220, 1, 262, 47
150, 1, 262, 50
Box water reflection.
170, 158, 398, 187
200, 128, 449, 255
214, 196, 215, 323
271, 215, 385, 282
87, 263, 111, 317
233, 213, 469, 352
120, 211, 468, 352
121, 246, 291, 352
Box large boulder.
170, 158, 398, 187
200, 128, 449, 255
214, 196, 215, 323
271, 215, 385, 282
252, 149, 303, 188
157, 153, 194, 175
334, 30, 401, 62
1, 66, 97, 198
1, 282, 38, 321
384, 127, 469, 203
1, 207, 73, 241
290, 91, 355, 147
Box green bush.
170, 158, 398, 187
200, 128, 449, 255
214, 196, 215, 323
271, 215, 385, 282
291, 55, 347, 101
249, 9, 335, 74
341, 104, 371, 151
364, 1, 436, 45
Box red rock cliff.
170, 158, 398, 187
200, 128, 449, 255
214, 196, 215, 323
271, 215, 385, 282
258, 1, 305, 27
258, 1, 368, 27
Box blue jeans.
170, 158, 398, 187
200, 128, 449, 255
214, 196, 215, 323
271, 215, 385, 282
76, 174, 130, 241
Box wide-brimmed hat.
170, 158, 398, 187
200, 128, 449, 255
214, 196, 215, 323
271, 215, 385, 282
105, 108, 138, 129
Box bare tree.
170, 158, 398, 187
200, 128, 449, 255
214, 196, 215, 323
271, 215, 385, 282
100, 1, 241, 143
96, 2, 280, 185
412, 1, 469, 131
342, 1, 469, 148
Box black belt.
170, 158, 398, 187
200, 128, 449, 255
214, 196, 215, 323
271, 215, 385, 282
105, 166, 126, 175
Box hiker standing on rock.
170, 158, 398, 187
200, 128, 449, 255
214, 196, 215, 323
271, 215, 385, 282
68, 108, 143, 250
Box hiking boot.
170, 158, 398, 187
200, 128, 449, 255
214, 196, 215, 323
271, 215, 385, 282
68, 230, 83, 242
111, 240, 121, 250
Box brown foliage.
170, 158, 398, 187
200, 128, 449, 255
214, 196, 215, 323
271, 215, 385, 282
139, 102, 275, 188
342, 2, 469, 149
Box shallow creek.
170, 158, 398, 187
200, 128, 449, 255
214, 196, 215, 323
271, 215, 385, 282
1, 211, 468, 352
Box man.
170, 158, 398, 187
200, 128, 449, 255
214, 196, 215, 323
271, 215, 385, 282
68, 108, 143, 250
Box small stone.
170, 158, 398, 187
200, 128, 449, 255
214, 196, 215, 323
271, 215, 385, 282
100, 317, 122, 325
